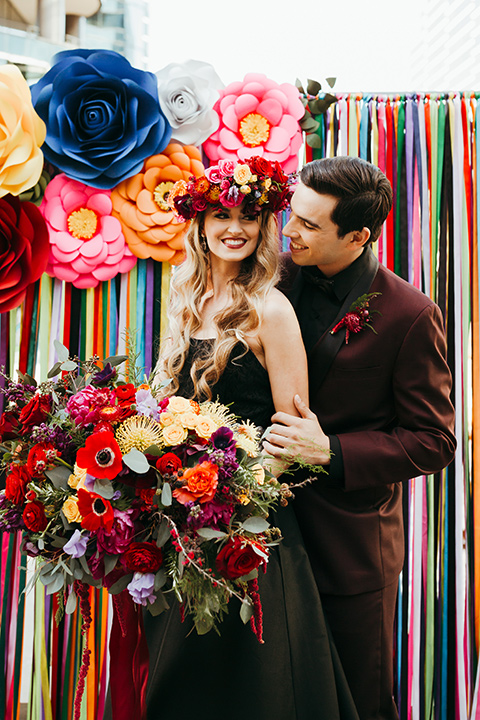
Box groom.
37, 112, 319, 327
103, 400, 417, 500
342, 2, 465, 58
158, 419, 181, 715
264, 156, 456, 720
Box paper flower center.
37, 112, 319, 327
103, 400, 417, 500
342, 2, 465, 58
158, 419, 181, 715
67, 207, 98, 239
154, 181, 175, 212
239, 113, 271, 147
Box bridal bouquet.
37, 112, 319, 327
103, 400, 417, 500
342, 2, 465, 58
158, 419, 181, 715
0, 343, 290, 643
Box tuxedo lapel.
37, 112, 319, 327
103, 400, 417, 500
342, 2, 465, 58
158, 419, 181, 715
308, 249, 379, 396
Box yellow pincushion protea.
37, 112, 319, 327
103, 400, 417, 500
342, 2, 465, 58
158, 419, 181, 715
199, 400, 237, 428
116, 415, 164, 454
234, 420, 261, 457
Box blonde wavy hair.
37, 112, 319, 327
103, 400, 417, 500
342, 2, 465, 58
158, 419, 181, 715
156, 208, 280, 400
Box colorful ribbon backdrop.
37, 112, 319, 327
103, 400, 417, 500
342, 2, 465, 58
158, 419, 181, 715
1, 91, 479, 720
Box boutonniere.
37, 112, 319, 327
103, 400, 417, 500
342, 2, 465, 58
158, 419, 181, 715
330, 292, 382, 344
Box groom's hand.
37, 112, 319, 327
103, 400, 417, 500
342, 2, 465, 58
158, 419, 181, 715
263, 395, 330, 466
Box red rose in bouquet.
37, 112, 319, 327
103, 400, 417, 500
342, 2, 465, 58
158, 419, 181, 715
216, 536, 266, 580
156, 452, 182, 475
22, 500, 48, 532
0, 410, 21, 440
0, 196, 50, 312
5, 464, 30, 505
123, 542, 163, 573
172, 461, 218, 505
19, 393, 51, 433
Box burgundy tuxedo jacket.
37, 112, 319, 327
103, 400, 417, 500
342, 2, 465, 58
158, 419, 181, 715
280, 251, 456, 595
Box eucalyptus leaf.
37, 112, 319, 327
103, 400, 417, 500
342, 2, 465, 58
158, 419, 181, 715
122, 448, 150, 474
45, 465, 71, 490
295, 78, 305, 93
194, 616, 215, 635
23, 373, 37, 387
307, 78, 322, 95
177, 551, 185, 578
45, 572, 66, 595
154, 568, 167, 590
66, 589, 77, 615
326, 77, 337, 88
196, 528, 227, 540
161, 482, 172, 507
103, 553, 118, 577
147, 592, 170, 616
54, 339, 69, 362
37, 537, 44, 551
47, 362, 63, 379
239, 568, 258, 582
60, 360, 78, 372
156, 520, 170, 548
143, 444, 163, 456
103, 355, 128, 367
301, 116, 320, 132
48, 534, 68, 549
93, 477, 114, 499
306, 133, 323, 148
241, 516, 270, 533
73, 566, 84, 580
240, 599, 254, 624
78, 554, 92, 576
308, 98, 324, 115
108, 574, 133, 595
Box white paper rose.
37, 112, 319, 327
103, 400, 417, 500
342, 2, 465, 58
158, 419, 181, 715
155, 59, 224, 146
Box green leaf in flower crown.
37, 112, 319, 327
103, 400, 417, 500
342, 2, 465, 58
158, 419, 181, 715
93, 477, 114, 499
240, 598, 253, 624
306, 133, 323, 149
161, 482, 172, 507
196, 528, 228, 540
307, 78, 322, 95
122, 448, 150, 474
60, 360, 77, 372
108, 574, 133, 595
45, 465, 71, 490
240, 516, 270, 533
104, 355, 128, 367
53, 339, 69, 362
326, 77, 337, 88
47, 362, 63, 379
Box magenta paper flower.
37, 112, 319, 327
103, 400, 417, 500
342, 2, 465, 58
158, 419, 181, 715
39, 173, 137, 288
203, 73, 304, 174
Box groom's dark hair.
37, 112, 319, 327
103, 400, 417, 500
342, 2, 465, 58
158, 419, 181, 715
300, 156, 393, 243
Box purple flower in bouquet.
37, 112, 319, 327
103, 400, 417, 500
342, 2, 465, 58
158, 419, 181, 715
67, 386, 115, 426
31, 423, 75, 457
135, 388, 160, 420
0, 494, 25, 532
187, 499, 234, 530
91, 363, 117, 387
63, 529, 90, 558
211, 426, 235, 451
127, 572, 156, 606
96, 509, 135, 554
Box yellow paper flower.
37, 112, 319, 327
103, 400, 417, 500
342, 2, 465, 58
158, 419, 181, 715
162, 423, 188, 445
0, 65, 46, 198
233, 163, 252, 185
62, 497, 83, 524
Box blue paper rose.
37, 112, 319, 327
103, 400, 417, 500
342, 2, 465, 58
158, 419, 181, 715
30, 49, 171, 189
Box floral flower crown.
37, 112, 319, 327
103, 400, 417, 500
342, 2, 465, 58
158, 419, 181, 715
168, 156, 294, 221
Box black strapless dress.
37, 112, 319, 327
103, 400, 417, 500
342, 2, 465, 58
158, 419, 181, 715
144, 341, 359, 720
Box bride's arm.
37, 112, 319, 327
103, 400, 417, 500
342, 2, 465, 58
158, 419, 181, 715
259, 289, 308, 417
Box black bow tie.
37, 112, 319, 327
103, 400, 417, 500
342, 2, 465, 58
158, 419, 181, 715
302, 269, 335, 295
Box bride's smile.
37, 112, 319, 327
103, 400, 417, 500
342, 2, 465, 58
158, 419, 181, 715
203, 204, 260, 263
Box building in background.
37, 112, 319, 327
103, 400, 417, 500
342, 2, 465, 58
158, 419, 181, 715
0, 0, 149, 81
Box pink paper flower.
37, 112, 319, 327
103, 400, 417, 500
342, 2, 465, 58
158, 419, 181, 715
203, 73, 304, 174
39, 174, 137, 289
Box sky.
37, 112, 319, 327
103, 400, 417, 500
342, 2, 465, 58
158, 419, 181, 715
147, 0, 425, 93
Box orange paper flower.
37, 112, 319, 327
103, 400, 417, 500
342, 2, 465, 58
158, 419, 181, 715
111, 143, 204, 264
0, 65, 46, 197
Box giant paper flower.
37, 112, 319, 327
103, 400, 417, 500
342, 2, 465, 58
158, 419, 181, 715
30, 49, 171, 189
203, 73, 304, 173
0, 65, 46, 198
155, 59, 223, 146
111, 143, 204, 264
40, 174, 136, 288
0, 195, 49, 312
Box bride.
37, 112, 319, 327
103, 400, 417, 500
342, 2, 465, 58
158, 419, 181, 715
144, 157, 359, 720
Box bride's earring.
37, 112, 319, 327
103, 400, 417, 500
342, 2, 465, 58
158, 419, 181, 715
200, 232, 208, 252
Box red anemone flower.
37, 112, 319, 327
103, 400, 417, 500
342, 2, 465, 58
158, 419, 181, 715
77, 488, 114, 532
76, 431, 123, 480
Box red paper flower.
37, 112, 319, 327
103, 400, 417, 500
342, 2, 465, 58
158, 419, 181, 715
123, 541, 163, 573
18, 393, 51, 434
76, 431, 123, 480
156, 452, 182, 475
216, 536, 267, 580
172, 461, 218, 505
22, 500, 48, 532
0, 196, 50, 312
5, 464, 31, 505
77, 488, 114, 532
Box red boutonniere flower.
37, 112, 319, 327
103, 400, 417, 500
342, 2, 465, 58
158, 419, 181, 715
330, 292, 382, 345
76, 431, 123, 480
